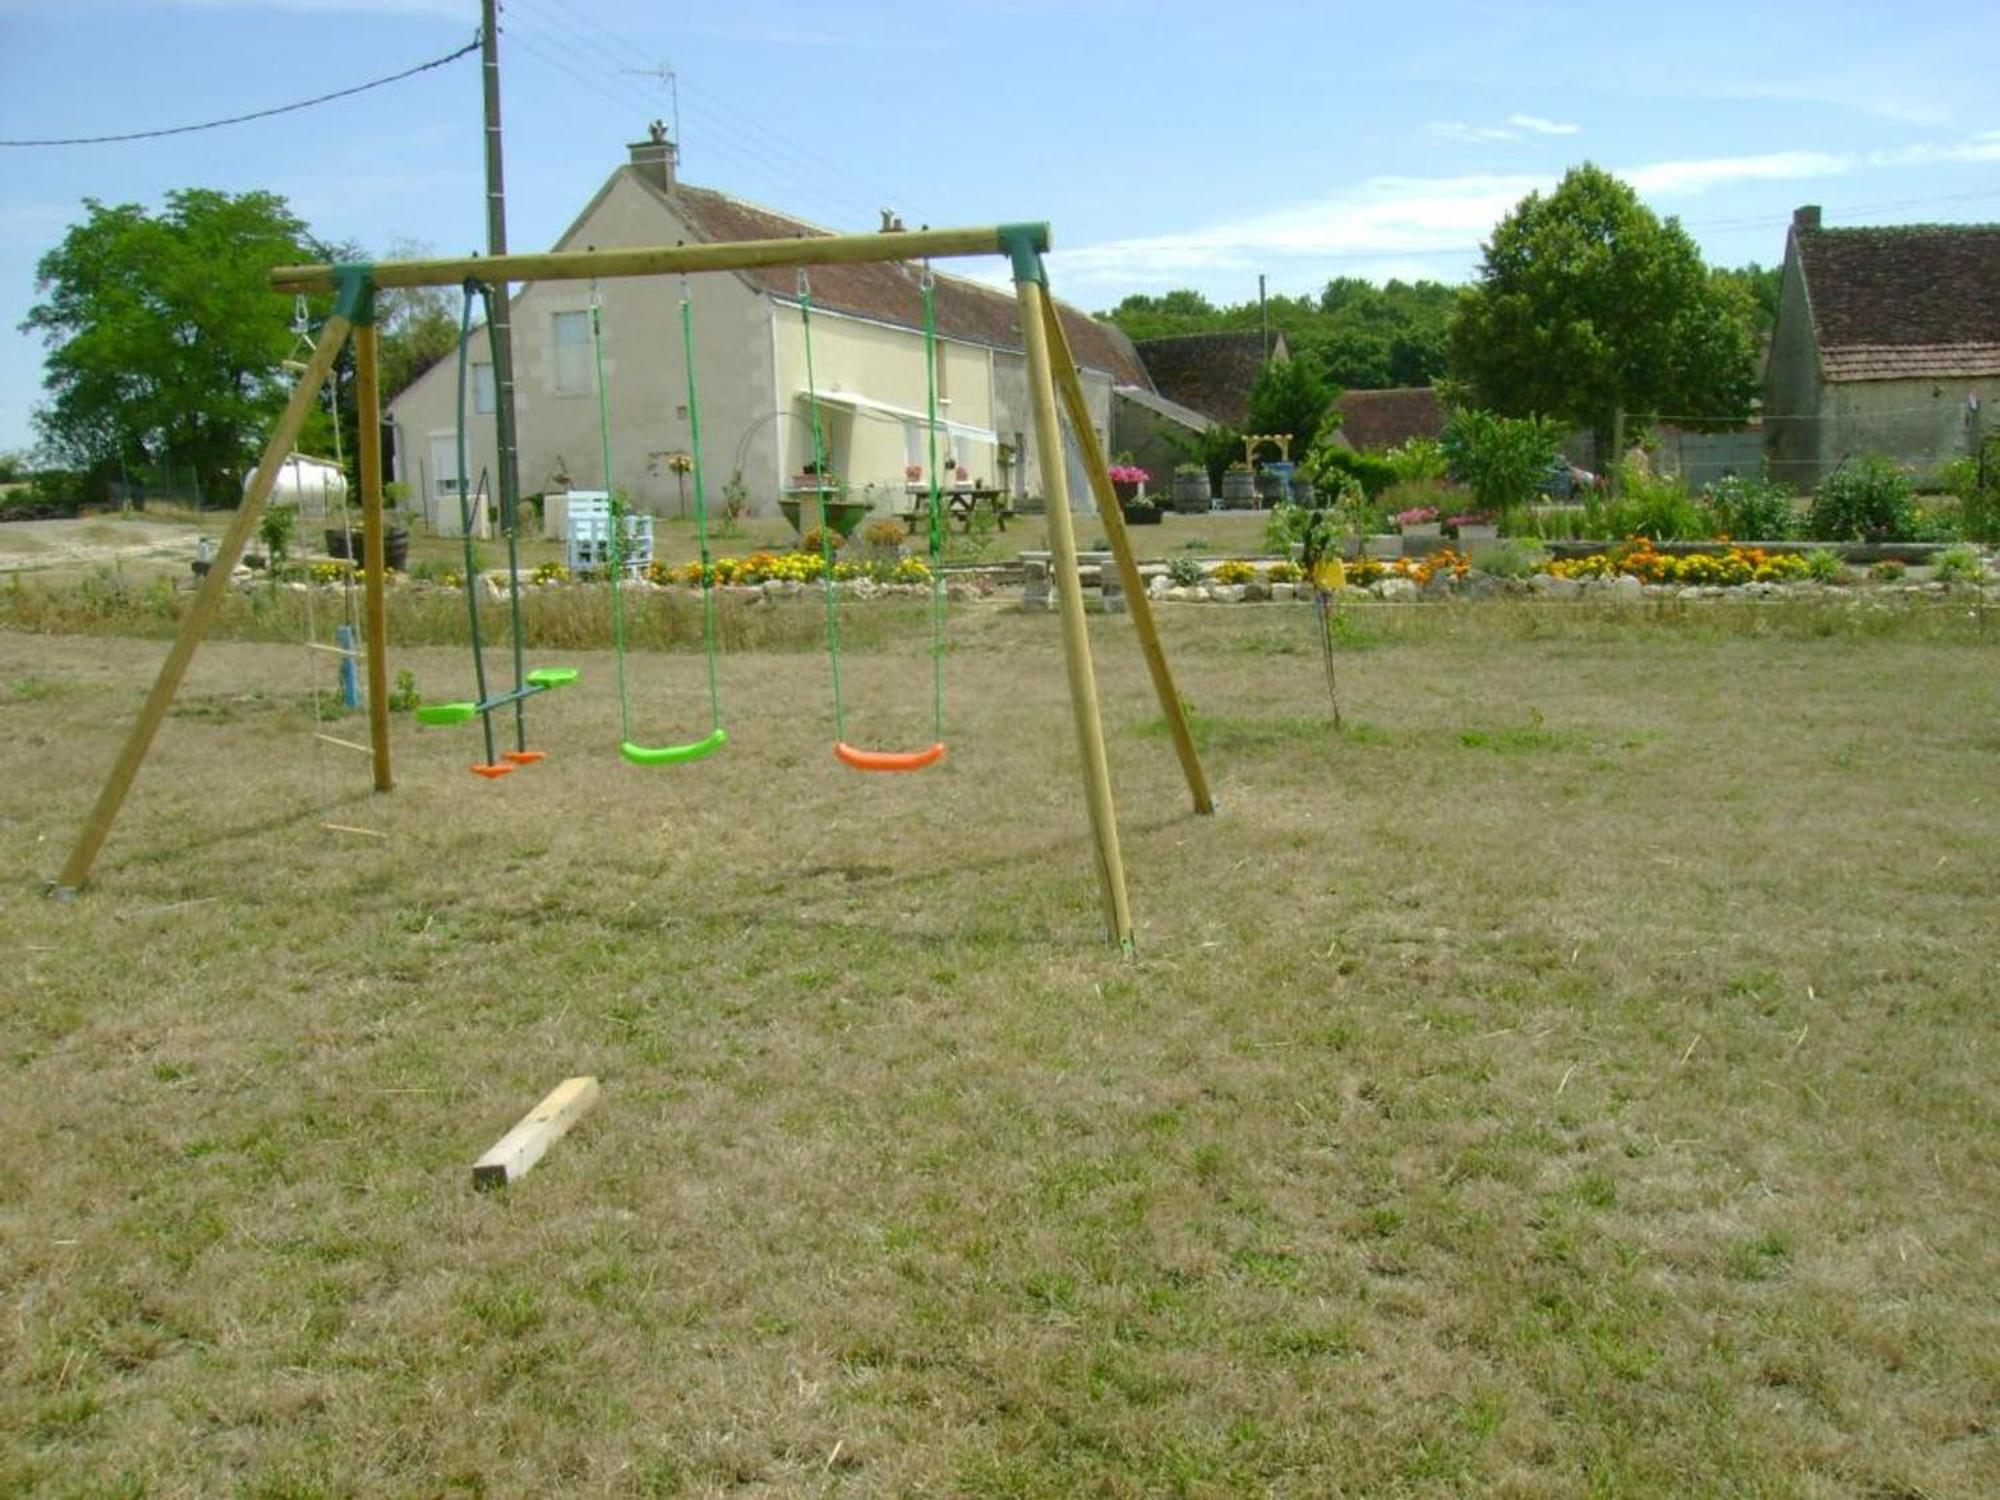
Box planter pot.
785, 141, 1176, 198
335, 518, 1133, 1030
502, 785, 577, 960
1220, 470, 1257, 509
1121, 504, 1163, 526
324, 526, 410, 570
1454, 524, 1499, 547
1112, 479, 1140, 505
1171, 473, 1212, 514
779, 497, 871, 538
1398, 522, 1441, 541
1254, 470, 1287, 503
1364, 534, 1403, 559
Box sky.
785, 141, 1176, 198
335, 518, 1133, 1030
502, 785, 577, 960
1, 0, 1996, 453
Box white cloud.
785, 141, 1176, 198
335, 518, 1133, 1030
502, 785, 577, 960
1428, 121, 1520, 145
1507, 113, 1580, 137
1623, 150, 1850, 196
1429, 113, 1581, 146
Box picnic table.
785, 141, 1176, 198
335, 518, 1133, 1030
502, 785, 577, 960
899, 485, 1012, 533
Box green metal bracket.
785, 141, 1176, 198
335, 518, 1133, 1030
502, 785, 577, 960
997, 222, 1051, 286
330, 262, 376, 326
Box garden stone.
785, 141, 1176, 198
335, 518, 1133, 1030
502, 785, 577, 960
1463, 573, 1500, 599
1607, 574, 1643, 600
946, 583, 972, 603
1148, 574, 1171, 598
1376, 577, 1419, 602
1539, 574, 1580, 598
1242, 580, 1271, 602
1271, 582, 1295, 602
1211, 584, 1246, 604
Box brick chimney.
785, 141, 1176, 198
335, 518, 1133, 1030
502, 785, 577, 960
1793, 204, 1822, 232
628, 119, 677, 193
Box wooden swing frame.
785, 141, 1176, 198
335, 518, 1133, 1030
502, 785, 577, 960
48, 222, 1213, 948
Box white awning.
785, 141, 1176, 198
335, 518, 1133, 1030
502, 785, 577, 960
800, 387, 998, 445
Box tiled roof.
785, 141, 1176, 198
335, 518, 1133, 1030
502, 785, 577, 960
1132, 332, 1280, 428
1818, 342, 2000, 381
638, 174, 1149, 385
1112, 383, 1214, 430
1332, 386, 1444, 451
1797, 222, 2000, 381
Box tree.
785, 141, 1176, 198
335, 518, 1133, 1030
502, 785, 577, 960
372, 238, 461, 402
1447, 164, 1757, 475
1247, 356, 1335, 455
1440, 408, 1563, 519
22, 189, 320, 503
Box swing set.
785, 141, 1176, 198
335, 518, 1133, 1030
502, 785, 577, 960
47, 222, 1214, 948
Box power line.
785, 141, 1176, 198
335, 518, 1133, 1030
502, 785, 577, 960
0, 36, 482, 147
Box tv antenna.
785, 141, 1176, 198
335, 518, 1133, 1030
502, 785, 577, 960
621, 61, 680, 162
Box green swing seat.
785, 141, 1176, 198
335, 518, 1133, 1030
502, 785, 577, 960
620, 727, 727, 766
416, 667, 579, 727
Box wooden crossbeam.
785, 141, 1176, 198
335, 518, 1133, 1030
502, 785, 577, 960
272, 224, 1041, 294
472, 1076, 601, 1189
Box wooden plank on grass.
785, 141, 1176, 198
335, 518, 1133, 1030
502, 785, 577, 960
472, 1076, 600, 1190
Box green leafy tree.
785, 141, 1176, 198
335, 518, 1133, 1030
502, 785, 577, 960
22, 189, 322, 503
1247, 356, 1335, 455
1448, 164, 1758, 474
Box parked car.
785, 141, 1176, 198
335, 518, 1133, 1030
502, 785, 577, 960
1538, 460, 1599, 500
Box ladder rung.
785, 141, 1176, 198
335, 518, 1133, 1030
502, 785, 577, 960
307, 642, 360, 658
314, 733, 373, 755
321, 822, 389, 840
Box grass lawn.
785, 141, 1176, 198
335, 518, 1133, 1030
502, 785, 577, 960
2, 599, 1996, 1495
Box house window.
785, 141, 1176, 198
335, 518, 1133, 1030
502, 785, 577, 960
552, 310, 591, 395
472, 363, 496, 415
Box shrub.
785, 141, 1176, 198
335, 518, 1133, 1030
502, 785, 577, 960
1869, 558, 1907, 582
1166, 555, 1204, 587
1810, 457, 1917, 541
1381, 437, 1448, 484
1441, 408, 1563, 520
796, 527, 843, 556
1931, 544, 1987, 585
1803, 549, 1847, 583
1212, 560, 1257, 586
1614, 466, 1709, 541
1303, 443, 1397, 500
1468, 539, 1550, 579
1264, 559, 1301, 583
1705, 474, 1796, 540
861, 518, 906, 550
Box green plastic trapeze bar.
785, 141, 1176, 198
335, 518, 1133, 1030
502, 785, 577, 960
415, 668, 578, 727
620, 728, 728, 766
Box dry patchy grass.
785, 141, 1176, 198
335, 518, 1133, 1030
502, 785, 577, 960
1, 600, 1997, 1497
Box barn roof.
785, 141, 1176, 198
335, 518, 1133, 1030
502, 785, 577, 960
1332, 386, 1445, 451
1796, 218, 2000, 381
1132, 331, 1282, 428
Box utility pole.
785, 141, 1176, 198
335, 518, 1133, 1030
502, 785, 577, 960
480, 0, 521, 540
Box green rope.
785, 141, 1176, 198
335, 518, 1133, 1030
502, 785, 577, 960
452, 279, 496, 768
798, 277, 846, 741
920, 274, 946, 740
588, 287, 632, 745
680, 283, 724, 735
478, 282, 530, 753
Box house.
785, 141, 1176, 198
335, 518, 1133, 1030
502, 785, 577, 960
387, 129, 1150, 530
1331, 386, 1444, 452
1130, 331, 1286, 429
1765, 205, 1999, 488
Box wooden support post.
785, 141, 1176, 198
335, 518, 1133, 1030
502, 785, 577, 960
51, 318, 354, 895
354, 322, 392, 793
1014, 276, 1134, 949
1040, 298, 1215, 816
472, 1076, 601, 1189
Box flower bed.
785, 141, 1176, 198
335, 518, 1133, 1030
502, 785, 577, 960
1545, 541, 1812, 586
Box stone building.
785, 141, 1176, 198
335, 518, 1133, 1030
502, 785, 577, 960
1765, 206, 1999, 488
